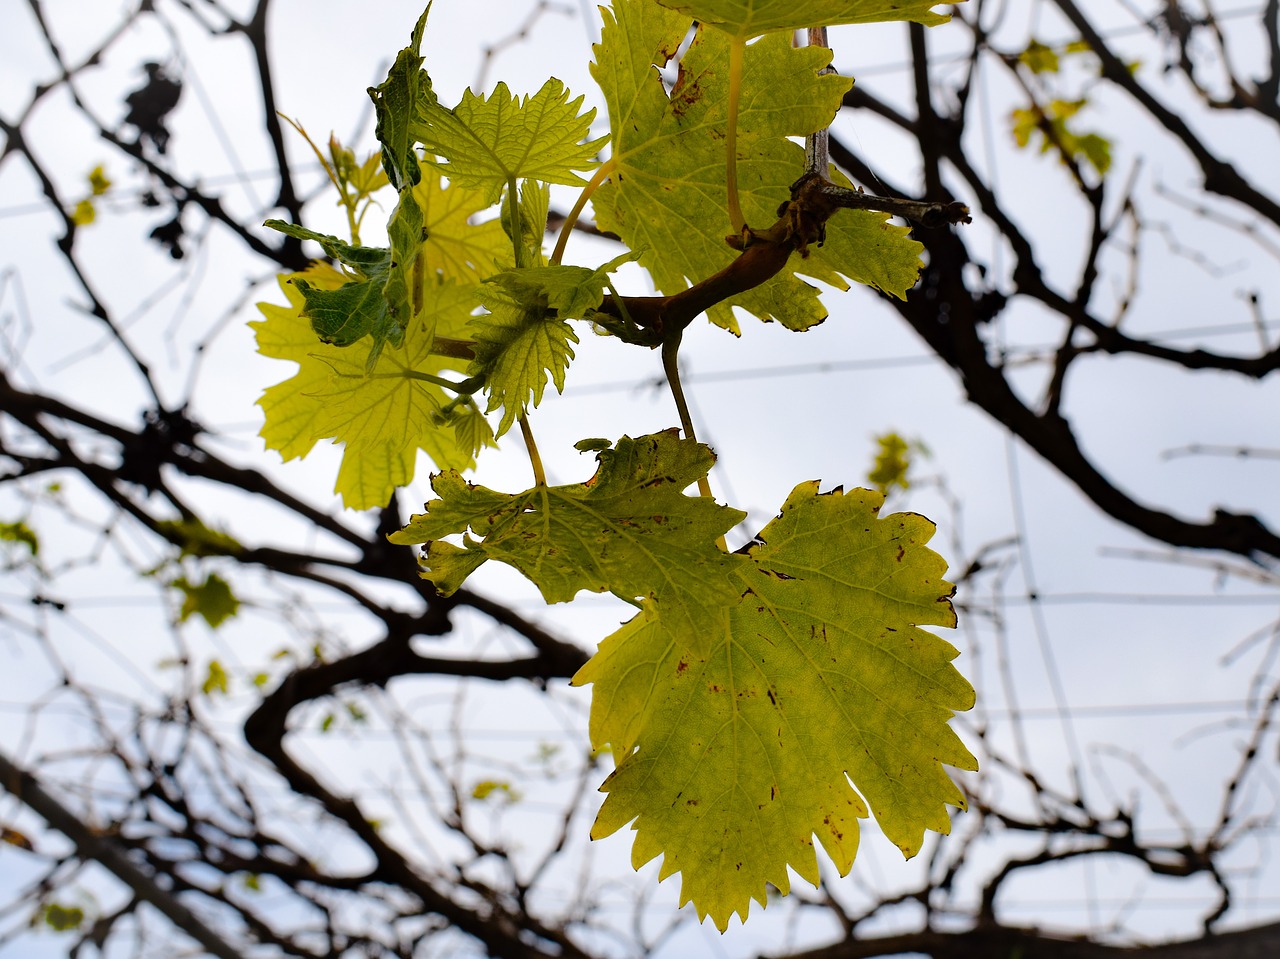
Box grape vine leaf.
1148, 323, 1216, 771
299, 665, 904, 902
265, 170, 506, 364
655, 0, 954, 39
390, 431, 748, 640
370, 4, 430, 190
573, 484, 976, 930
253, 262, 484, 510
172, 573, 240, 629
591, 0, 924, 334
412, 78, 606, 204
413, 171, 509, 284
265, 188, 422, 365
470, 255, 635, 436
0, 519, 39, 556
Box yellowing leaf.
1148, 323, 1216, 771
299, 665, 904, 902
1011, 99, 1112, 177
2, 827, 34, 851
155, 518, 243, 558
173, 573, 240, 628
471, 779, 522, 802
1019, 38, 1060, 74
574, 484, 975, 930
41, 903, 85, 933
867, 432, 915, 495
391, 431, 747, 642
411, 172, 508, 285
413, 78, 605, 203
88, 164, 112, 195
655, 0, 953, 39
252, 262, 481, 510
591, 1, 922, 334
202, 658, 230, 696
0, 519, 39, 555
71, 200, 96, 226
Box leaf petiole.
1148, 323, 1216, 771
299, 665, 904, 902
551, 157, 617, 266
661, 330, 725, 548
403, 369, 485, 394
724, 37, 748, 238
507, 175, 525, 269
518, 414, 547, 486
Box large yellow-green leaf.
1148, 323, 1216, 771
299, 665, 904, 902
574, 483, 976, 929
252, 262, 482, 510
390, 431, 747, 640
655, 0, 954, 39
411, 172, 509, 285
412, 78, 605, 204
591, 0, 923, 334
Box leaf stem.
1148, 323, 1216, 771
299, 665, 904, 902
661, 332, 721, 545
725, 38, 748, 237
551, 157, 617, 266
403, 369, 485, 394
518, 414, 547, 487
507, 175, 525, 270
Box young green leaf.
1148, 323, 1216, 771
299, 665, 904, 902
574, 484, 975, 930
41, 903, 86, 933
591, 0, 922, 334
413, 78, 605, 204
155, 518, 244, 558
467, 255, 636, 435
266, 189, 422, 362
655, 0, 954, 38
391, 431, 747, 640
1011, 98, 1112, 177
0, 519, 39, 556
469, 281, 579, 438
867, 431, 916, 495
202, 658, 231, 696
173, 573, 240, 628
370, 4, 432, 190
253, 263, 482, 510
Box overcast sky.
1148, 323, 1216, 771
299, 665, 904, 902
2, 2, 1279, 956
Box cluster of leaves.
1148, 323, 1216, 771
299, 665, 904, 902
1010, 37, 1115, 177
867, 431, 925, 496
70, 165, 111, 227
253, 0, 975, 930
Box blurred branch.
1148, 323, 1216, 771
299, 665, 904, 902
0, 749, 246, 959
